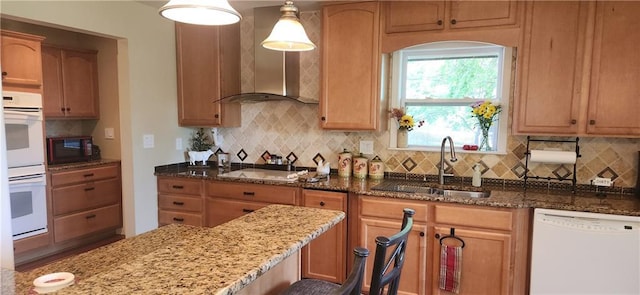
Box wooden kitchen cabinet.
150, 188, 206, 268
157, 177, 205, 227
175, 23, 241, 127
514, 1, 588, 134
50, 163, 122, 244
205, 181, 299, 227
585, 1, 640, 136
320, 1, 384, 131
514, 1, 640, 137
301, 190, 347, 283
1, 30, 45, 93
41, 45, 99, 119
357, 196, 429, 295
354, 195, 529, 295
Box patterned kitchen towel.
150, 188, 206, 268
439, 244, 462, 293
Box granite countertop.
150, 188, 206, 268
47, 159, 121, 172
155, 164, 640, 216
8, 205, 345, 295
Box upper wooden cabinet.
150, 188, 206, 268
381, 1, 522, 52
514, 1, 588, 134
42, 45, 100, 119
514, 1, 640, 137
586, 1, 640, 136
320, 1, 384, 131
1, 30, 45, 93
175, 23, 241, 127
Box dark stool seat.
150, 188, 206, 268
281, 247, 369, 295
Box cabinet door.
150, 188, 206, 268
42, 46, 66, 117
205, 198, 270, 227
54, 204, 122, 243
431, 226, 511, 295
360, 217, 427, 295
586, 1, 640, 136
384, 1, 445, 33
301, 190, 347, 283
61, 49, 99, 118
175, 23, 241, 127
321, 2, 381, 130
514, 1, 588, 134
448, 1, 518, 29
1, 31, 44, 90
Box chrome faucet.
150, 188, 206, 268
439, 136, 458, 185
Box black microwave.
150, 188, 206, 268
46, 136, 93, 164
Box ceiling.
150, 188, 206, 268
137, 0, 326, 15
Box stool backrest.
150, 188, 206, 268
331, 247, 369, 295
368, 208, 416, 295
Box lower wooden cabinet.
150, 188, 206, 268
157, 177, 204, 226
301, 189, 347, 283
354, 195, 530, 295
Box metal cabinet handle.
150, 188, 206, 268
172, 185, 184, 189
173, 217, 184, 222
86, 214, 97, 219
319, 201, 325, 207
84, 187, 95, 191
173, 201, 184, 206
243, 192, 255, 196
242, 209, 254, 213
83, 173, 94, 177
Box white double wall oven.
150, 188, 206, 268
3, 90, 47, 240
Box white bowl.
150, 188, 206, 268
33, 272, 74, 293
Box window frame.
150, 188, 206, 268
388, 41, 512, 154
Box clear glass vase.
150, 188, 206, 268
479, 128, 491, 151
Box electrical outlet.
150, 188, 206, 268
104, 127, 115, 139
143, 134, 154, 149
593, 177, 612, 187
360, 140, 374, 155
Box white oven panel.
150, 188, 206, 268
9, 173, 48, 240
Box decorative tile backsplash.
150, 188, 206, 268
214, 12, 640, 189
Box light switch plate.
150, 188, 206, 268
143, 134, 154, 149
175, 138, 183, 150
104, 127, 115, 139
360, 140, 374, 155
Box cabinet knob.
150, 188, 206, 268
214, 114, 219, 119
435, 233, 440, 239
319, 201, 325, 207
437, 20, 443, 26
589, 120, 596, 125
451, 19, 457, 25
570, 119, 577, 124
420, 232, 425, 237
61, 108, 66, 112
321, 116, 326, 121
66, 107, 71, 112
1, 71, 7, 79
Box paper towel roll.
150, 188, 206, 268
529, 150, 577, 164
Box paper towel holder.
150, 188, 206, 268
523, 136, 581, 193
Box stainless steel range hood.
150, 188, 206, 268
220, 6, 317, 104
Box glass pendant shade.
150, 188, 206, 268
261, 1, 316, 52
159, 0, 241, 26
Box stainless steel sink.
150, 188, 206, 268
371, 180, 490, 198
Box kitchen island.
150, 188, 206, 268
7, 205, 344, 294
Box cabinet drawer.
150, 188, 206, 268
158, 195, 202, 212
303, 190, 346, 211
51, 164, 119, 187
206, 198, 271, 227
158, 210, 203, 227
158, 177, 203, 195
53, 204, 121, 243
360, 197, 428, 222
52, 178, 121, 215
208, 181, 298, 205
434, 205, 513, 231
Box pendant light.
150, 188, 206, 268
261, 1, 316, 52
159, 0, 241, 26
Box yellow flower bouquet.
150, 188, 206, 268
470, 101, 501, 151
390, 108, 424, 131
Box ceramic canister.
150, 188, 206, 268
369, 158, 384, 179
338, 149, 352, 177
353, 154, 368, 179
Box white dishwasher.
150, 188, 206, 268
530, 208, 640, 295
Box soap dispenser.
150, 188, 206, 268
472, 164, 482, 187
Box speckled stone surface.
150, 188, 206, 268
10, 205, 344, 295
46, 159, 121, 171
155, 165, 640, 216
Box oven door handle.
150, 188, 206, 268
8, 175, 46, 185
3, 109, 43, 119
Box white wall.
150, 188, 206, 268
0, 1, 192, 265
